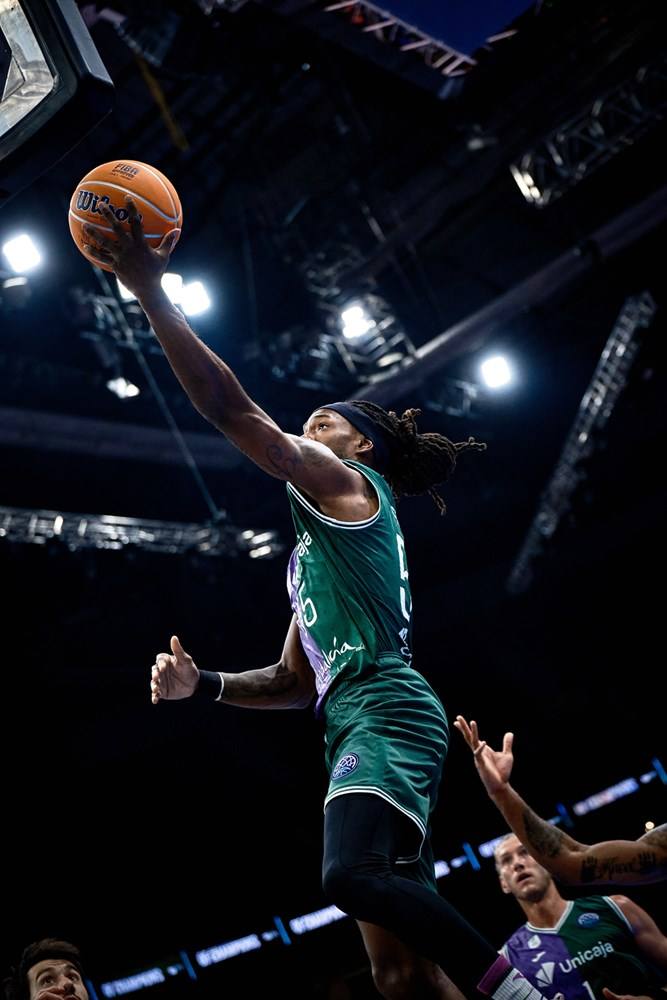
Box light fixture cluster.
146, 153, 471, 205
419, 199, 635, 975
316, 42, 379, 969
0, 231, 211, 316
117, 273, 212, 316
240, 528, 281, 560
0, 505, 284, 560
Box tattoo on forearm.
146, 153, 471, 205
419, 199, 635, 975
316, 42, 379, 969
580, 851, 662, 883
523, 808, 565, 858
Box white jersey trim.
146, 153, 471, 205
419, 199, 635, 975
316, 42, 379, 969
526, 899, 574, 934
286, 465, 382, 529
604, 895, 634, 933
323, 786, 425, 863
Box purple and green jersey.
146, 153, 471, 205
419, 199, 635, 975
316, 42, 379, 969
501, 896, 663, 999
286, 461, 413, 712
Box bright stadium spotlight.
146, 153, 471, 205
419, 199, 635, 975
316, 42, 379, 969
248, 532, 272, 545
106, 376, 140, 399
480, 354, 514, 390
180, 280, 211, 316
116, 272, 183, 304
161, 272, 183, 304
2, 234, 41, 273
340, 302, 374, 340
249, 544, 273, 559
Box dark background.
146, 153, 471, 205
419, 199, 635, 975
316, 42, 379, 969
1, 1, 665, 996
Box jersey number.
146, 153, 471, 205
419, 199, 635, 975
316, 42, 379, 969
396, 533, 412, 622
298, 582, 318, 627
297, 534, 410, 629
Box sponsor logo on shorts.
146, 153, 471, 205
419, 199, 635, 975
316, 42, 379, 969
332, 753, 359, 780
577, 911, 600, 927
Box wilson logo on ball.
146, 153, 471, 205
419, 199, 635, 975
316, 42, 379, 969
75, 190, 139, 223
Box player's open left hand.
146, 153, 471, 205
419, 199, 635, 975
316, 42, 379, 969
454, 715, 514, 797
83, 197, 179, 298
151, 635, 199, 704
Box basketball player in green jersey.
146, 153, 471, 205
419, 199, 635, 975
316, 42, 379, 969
84, 200, 555, 1000
492, 834, 667, 999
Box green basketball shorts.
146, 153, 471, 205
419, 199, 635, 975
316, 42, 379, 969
322, 660, 449, 864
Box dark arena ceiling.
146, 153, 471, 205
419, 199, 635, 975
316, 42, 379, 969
0, 1, 665, 997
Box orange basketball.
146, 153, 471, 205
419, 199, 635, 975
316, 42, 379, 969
68, 159, 183, 271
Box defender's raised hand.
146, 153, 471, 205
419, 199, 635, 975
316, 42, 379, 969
83, 197, 180, 298
454, 715, 514, 797
151, 635, 199, 704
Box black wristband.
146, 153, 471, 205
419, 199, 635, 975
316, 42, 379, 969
195, 670, 224, 700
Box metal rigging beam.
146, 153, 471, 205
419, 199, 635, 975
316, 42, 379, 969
351, 182, 667, 404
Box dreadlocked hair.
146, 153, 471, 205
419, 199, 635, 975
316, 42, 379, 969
350, 400, 486, 515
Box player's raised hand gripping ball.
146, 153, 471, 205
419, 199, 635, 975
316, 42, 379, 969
68, 159, 182, 271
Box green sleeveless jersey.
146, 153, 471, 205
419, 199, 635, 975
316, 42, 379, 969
502, 895, 664, 999
286, 461, 413, 712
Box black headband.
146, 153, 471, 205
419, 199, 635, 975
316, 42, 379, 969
320, 402, 393, 470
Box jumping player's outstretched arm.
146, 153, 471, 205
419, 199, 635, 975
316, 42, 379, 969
151, 617, 315, 710
83, 202, 360, 503
454, 716, 667, 886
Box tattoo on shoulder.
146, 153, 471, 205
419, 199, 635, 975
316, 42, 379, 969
303, 445, 329, 467
266, 443, 302, 479
523, 809, 565, 858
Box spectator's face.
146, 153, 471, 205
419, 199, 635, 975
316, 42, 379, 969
495, 835, 552, 902
27, 960, 89, 1000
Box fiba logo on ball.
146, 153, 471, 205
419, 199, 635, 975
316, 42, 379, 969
111, 163, 140, 178
332, 753, 359, 780
68, 159, 183, 272
577, 911, 600, 927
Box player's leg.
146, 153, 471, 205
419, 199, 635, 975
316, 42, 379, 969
357, 920, 467, 1000
322, 793, 545, 999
